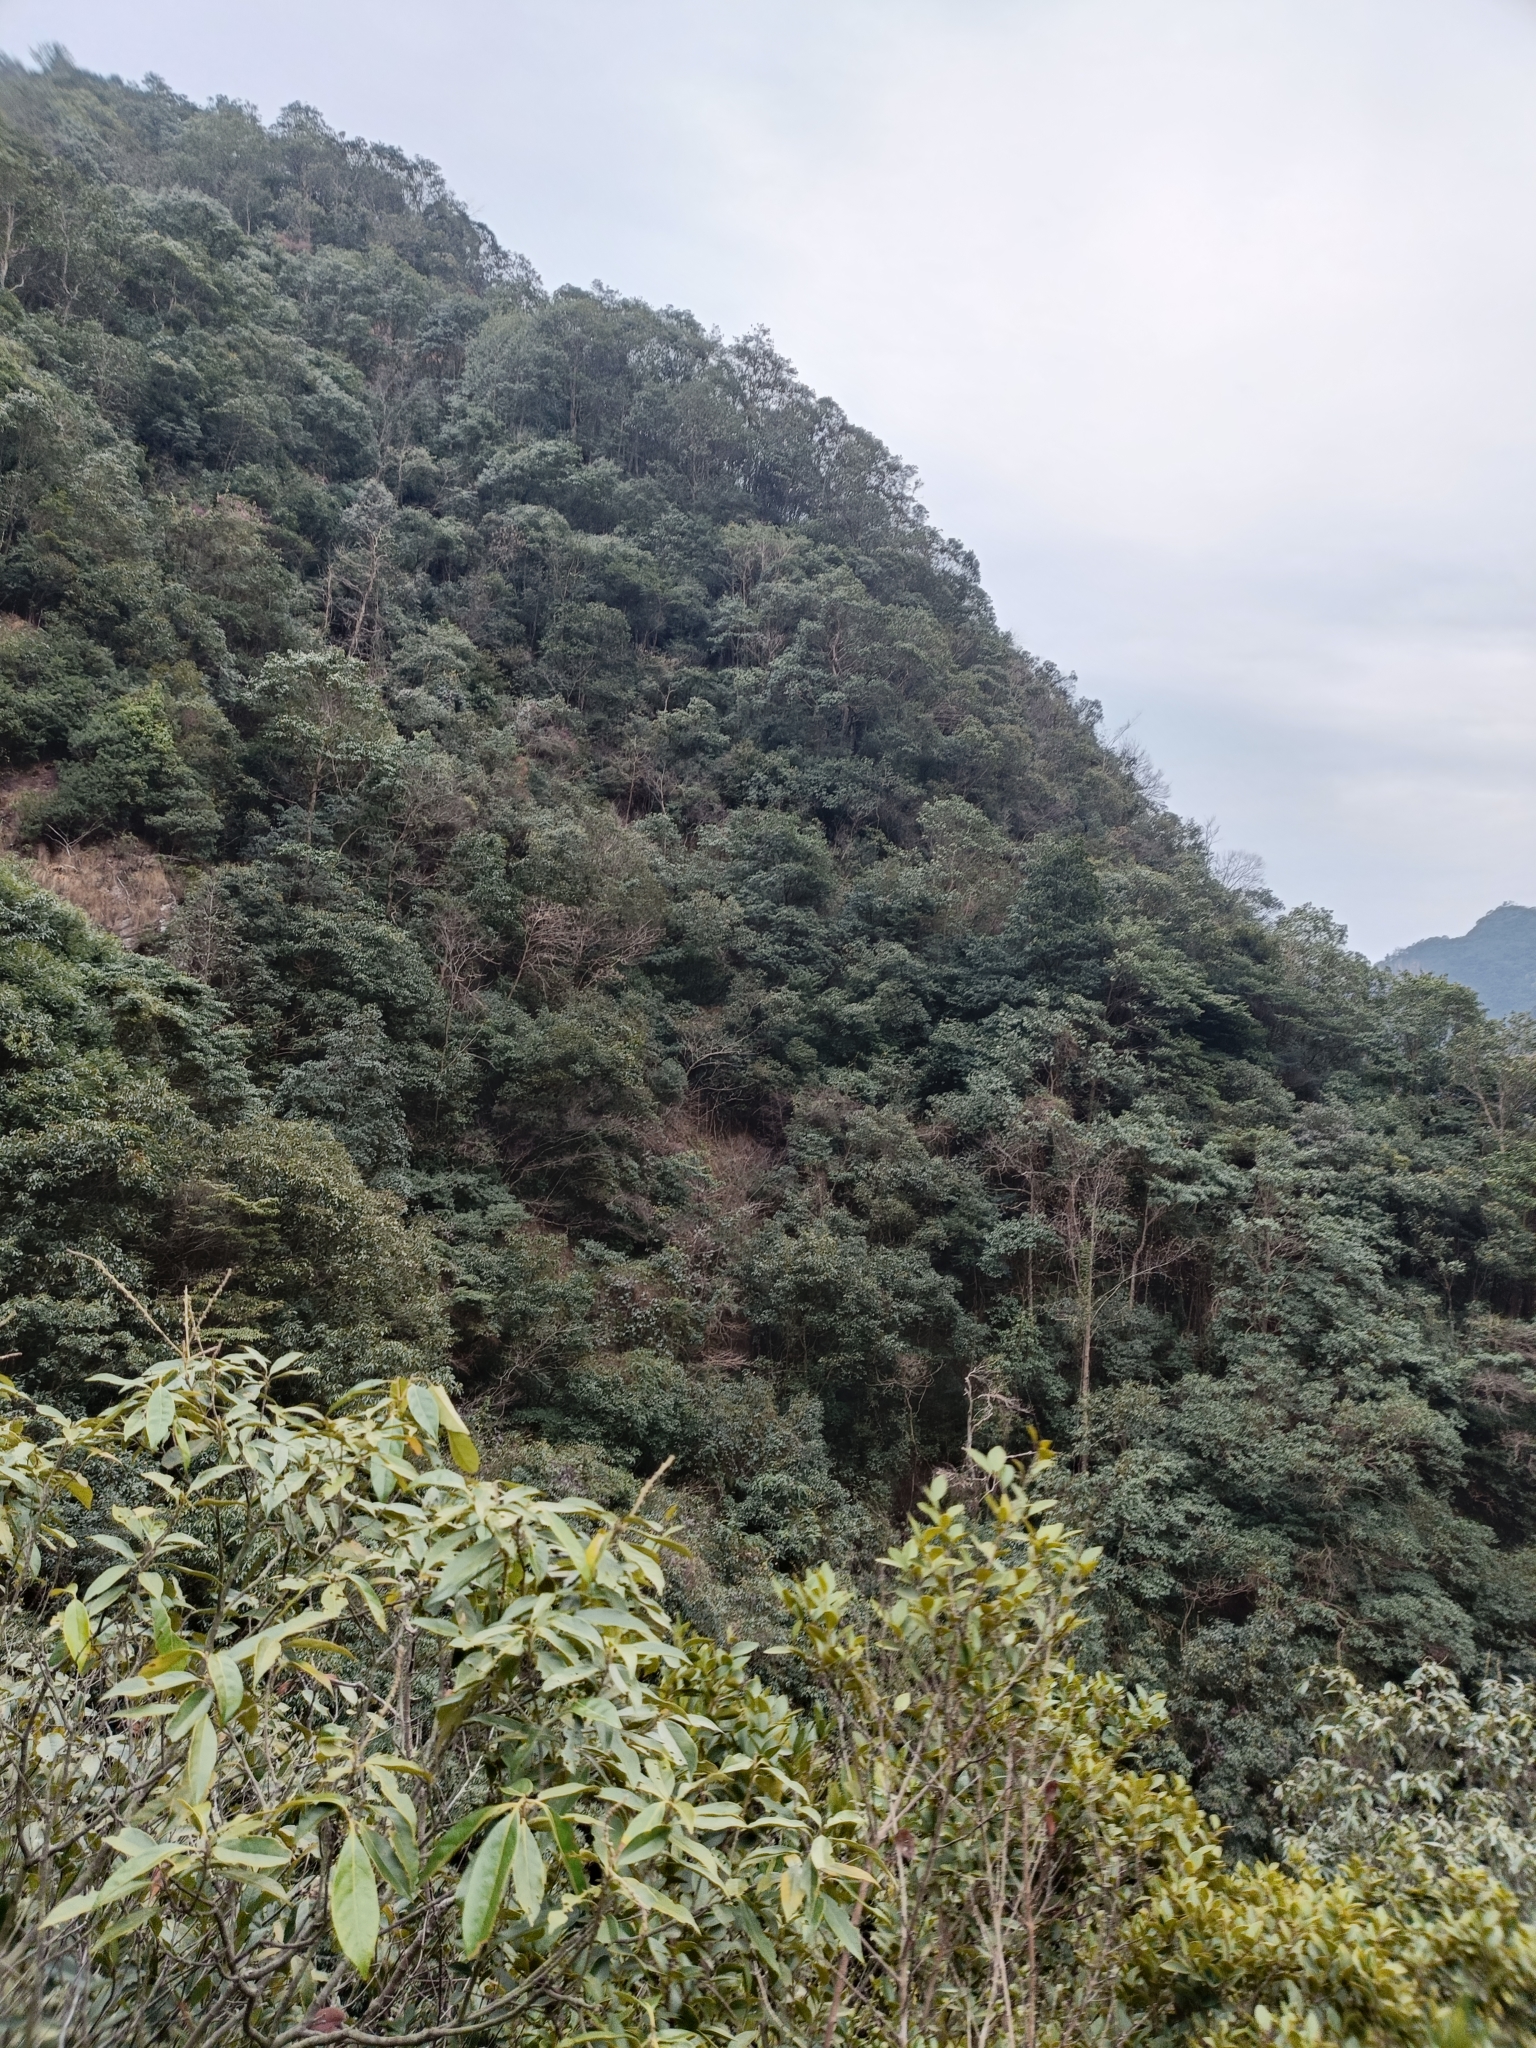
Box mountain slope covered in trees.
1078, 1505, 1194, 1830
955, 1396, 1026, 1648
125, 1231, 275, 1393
4, 50, 1536, 1849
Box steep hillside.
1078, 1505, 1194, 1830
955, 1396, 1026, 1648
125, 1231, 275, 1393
4, 50, 1536, 1845
1389, 902, 1536, 1018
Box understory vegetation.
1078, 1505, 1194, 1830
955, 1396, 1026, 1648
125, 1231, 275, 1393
4, 50, 1536, 2039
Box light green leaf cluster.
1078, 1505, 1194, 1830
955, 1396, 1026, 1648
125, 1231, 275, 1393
5, 1337, 1536, 2042
1281, 1660, 1536, 1905
782, 1447, 1536, 2047
0, 1330, 869, 2043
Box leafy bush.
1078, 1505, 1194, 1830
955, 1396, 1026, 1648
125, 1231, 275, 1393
2, 1324, 864, 2043
5, 1323, 1536, 2044
1281, 1660, 1536, 1905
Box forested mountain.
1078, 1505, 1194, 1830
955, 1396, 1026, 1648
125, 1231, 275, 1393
4, 48, 1536, 1856
1389, 902, 1536, 1019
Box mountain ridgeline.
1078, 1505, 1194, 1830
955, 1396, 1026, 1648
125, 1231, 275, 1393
1389, 902, 1536, 1019
4, 51, 1536, 1849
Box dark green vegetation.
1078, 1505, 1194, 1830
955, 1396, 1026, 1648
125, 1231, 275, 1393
4, 49, 1536, 1852
1389, 903, 1536, 1019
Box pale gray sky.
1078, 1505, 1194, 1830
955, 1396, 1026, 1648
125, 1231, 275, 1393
3, 0, 1533, 958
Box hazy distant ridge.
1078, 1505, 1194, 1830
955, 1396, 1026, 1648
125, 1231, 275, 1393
1387, 902, 1536, 1016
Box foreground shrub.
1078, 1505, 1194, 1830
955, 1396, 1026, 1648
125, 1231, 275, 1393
2, 1312, 1535, 2044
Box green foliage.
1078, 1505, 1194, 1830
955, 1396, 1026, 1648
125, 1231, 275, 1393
0, 862, 444, 1394
0, 1331, 876, 2042
786, 1449, 1536, 2046
4, 1345, 1536, 2044
1, 51, 1536, 1857
1281, 1660, 1536, 1904
37, 671, 231, 851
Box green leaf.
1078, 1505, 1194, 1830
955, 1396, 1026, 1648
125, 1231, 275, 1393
446, 1429, 480, 1475
166, 1686, 213, 1739
329, 1827, 379, 1979
41, 1886, 103, 1929
432, 1535, 500, 1605
552, 1815, 589, 1893
391, 1812, 420, 1895
229, 1605, 332, 1666
145, 1385, 176, 1450
60, 1598, 92, 1668
420, 1803, 513, 1885
361, 1823, 413, 1899
205, 1651, 243, 1725
345, 1572, 388, 1631
211, 1836, 290, 1871
184, 1714, 218, 1805
139, 1650, 193, 1680
187, 1461, 240, 1494
45, 1840, 180, 1928
512, 1814, 546, 1922
366, 1764, 418, 1833
732, 1901, 779, 1971
406, 1382, 441, 1443
818, 1891, 864, 1959
460, 1811, 518, 1956
88, 1904, 158, 1953
149, 1598, 181, 1656
432, 1383, 470, 1435
83, 1564, 130, 1604
613, 1873, 698, 1930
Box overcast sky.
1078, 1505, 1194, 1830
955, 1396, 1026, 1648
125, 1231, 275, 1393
2, 0, 1533, 959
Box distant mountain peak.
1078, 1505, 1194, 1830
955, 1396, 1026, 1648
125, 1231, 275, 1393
1387, 902, 1536, 1015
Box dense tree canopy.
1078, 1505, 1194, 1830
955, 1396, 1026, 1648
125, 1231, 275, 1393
3, 49, 1536, 1865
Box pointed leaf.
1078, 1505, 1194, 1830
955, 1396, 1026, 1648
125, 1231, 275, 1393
361, 1824, 413, 1899
446, 1430, 480, 1475
83, 1564, 130, 1603
818, 1891, 864, 1959
613, 1873, 698, 1929
420, 1803, 513, 1885
552, 1815, 589, 1893
41, 1886, 104, 1929
149, 1599, 180, 1656
512, 1814, 546, 1922
460, 1812, 517, 1956
432, 1384, 469, 1436
145, 1386, 176, 1450
61, 1598, 92, 1668
406, 1383, 441, 1443
345, 1573, 388, 1632
329, 1828, 379, 1979
139, 1650, 193, 1680
184, 1714, 218, 1805
366, 1764, 418, 1832
206, 1652, 243, 1725
167, 1686, 212, 1740
211, 1836, 290, 1871
431, 1536, 500, 1605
